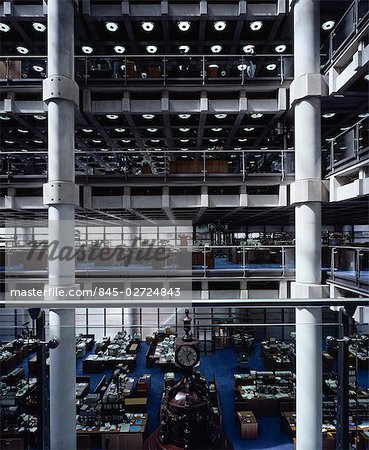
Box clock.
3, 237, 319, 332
175, 344, 199, 368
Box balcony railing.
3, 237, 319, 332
321, 0, 369, 69
0, 54, 294, 86
0, 149, 295, 180
327, 117, 369, 173
329, 246, 369, 290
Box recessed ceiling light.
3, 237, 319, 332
179, 128, 190, 132
250, 21, 263, 31
212, 127, 222, 132
106, 114, 119, 119
146, 45, 158, 54
32, 65, 44, 73
34, 140, 43, 144
105, 22, 119, 32
178, 21, 191, 32
151, 139, 160, 143
21, 149, 28, 152
322, 20, 335, 31
209, 138, 218, 142
82, 46, 93, 54
0, 23, 11, 32
238, 138, 248, 142
82, 128, 93, 133
237, 64, 247, 71
115, 128, 125, 132
180, 139, 189, 143
101, 148, 109, 151
5, 140, 14, 144
147, 128, 158, 132
142, 114, 155, 119
181, 148, 189, 151
0, 115, 10, 120
214, 21, 227, 31
244, 127, 255, 132
92, 139, 102, 143
266, 63, 277, 71
364, 74, 369, 81
16, 46, 29, 55
179, 114, 191, 119
322, 112, 335, 118
251, 113, 263, 119
32, 22, 46, 32
178, 45, 190, 54
243, 45, 255, 54
114, 45, 125, 54
142, 21, 154, 32
215, 114, 227, 119
211, 45, 222, 53
18, 129, 28, 133
234, 147, 242, 150
34, 115, 46, 120
275, 44, 287, 53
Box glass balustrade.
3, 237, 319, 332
0, 55, 292, 85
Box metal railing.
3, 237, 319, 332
327, 117, 368, 173
0, 54, 293, 86
0, 149, 295, 180
329, 246, 369, 289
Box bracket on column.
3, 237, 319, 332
291, 283, 329, 299
43, 181, 79, 206
43, 76, 79, 106
290, 74, 328, 106
290, 179, 328, 204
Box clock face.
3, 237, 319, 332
176, 345, 199, 368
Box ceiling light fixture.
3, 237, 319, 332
106, 114, 119, 119
178, 45, 190, 54
34, 115, 46, 120
214, 21, 227, 31
82, 46, 93, 54
244, 127, 255, 132
32, 65, 44, 73
364, 74, 369, 81
146, 45, 158, 54
250, 21, 263, 31
142, 114, 155, 119
178, 21, 191, 32
16, 46, 29, 55
237, 64, 247, 71
275, 44, 287, 53
32, 22, 46, 32
0, 115, 10, 120
34, 140, 43, 144
322, 20, 335, 31
114, 45, 125, 54
151, 139, 160, 143
322, 112, 335, 118
92, 139, 102, 143
243, 44, 255, 54
251, 113, 263, 119
5, 140, 14, 144
215, 114, 227, 119
212, 127, 222, 132
179, 128, 190, 132
115, 128, 125, 132
179, 114, 191, 119
0, 23, 10, 32
266, 63, 277, 71
238, 138, 248, 142
18, 129, 28, 133
209, 138, 218, 142
180, 139, 189, 143
211, 45, 222, 53
147, 128, 158, 132
82, 128, 93, 133
142, 21, 154, 32
105, 22, 119, 32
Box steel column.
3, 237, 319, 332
294, 1, 323, 449
45, 1, 77, 450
